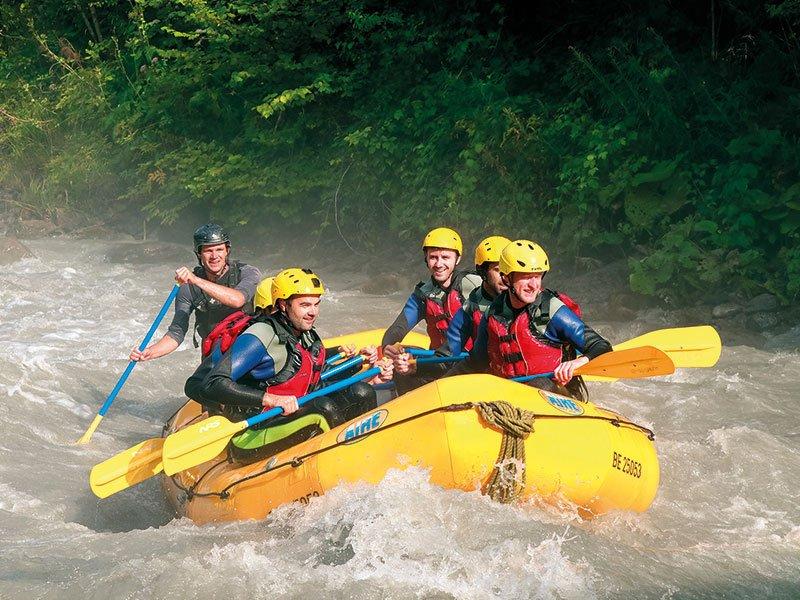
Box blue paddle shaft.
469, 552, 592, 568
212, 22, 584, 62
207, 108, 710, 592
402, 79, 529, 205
324, 352, 344, 365
415, 354, 468, 364
512, 372, 555, 383
321, 355, 364, 380
97, 284, 180, 417
405, 348, 470, 359
245, 367, 380, 428
406, 348, 436, 357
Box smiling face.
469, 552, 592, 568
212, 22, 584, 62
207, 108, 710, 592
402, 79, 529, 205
197, 243, 229, 277
425, 248, 460, 286
280, 294, 321, 332
508, 271, 544, 307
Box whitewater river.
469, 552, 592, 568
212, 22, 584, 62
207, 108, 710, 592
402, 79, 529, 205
1, 239, 798, 599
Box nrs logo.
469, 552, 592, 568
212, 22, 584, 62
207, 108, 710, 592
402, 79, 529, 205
198, 420, 221, 434
336, 409, 389, 444
540, 390, 584, 416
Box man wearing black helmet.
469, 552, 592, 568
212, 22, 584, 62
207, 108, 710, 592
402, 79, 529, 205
130, 224, 262, 362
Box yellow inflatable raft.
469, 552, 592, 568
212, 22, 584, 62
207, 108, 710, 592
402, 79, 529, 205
162, 374, 659, 524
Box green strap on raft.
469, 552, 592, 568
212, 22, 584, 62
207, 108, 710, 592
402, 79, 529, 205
231, 413, 331, 449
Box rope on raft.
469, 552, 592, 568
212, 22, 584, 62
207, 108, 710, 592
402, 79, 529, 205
475, 401, 537, 504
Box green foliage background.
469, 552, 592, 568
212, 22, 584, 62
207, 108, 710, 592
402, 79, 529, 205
1, 0, 799, 302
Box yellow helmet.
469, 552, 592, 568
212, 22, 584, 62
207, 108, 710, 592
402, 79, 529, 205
253, 276, 275, 310
422, 227, 462, 255
499, 240, 550, 275
474, 235, 512, 267
271, 268, 325, 301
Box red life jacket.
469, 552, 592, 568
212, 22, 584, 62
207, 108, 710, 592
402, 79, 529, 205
261, 316, 326, 401
201, 310, 254, 357
486, 290, 582, 378
414, 271, 469, 349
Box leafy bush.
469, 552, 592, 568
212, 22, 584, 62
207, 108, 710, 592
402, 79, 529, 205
0, 1, 797, 301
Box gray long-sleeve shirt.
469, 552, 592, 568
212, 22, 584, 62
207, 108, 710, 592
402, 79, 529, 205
165, 262, 261, 345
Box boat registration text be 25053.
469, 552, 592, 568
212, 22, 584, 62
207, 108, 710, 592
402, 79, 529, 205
612, 451, 642, 478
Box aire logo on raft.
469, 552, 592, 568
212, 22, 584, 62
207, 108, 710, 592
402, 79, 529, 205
540, 390, 584, 416
337, 409, 389, 444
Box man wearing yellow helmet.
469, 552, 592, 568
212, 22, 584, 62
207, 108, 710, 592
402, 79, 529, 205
448, 240, 611, 400
185, 268, 392, 460
443, 235, 511, 355
381, 227, 483, 391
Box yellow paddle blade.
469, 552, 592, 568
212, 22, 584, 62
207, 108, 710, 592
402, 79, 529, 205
89, 438, 164, 498
577, 346, 675, 379
161, 415, 246, 475
584, 325, 722, 382
76, 414, 103, 445
614, 325, 722, 368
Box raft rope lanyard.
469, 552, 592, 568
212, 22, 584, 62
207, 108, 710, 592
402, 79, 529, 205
169, 401, 655, 502
475, 401, 535, 504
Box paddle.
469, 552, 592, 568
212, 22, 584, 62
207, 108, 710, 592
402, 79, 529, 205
404, 346, 674, 379
161, 367, 380, 475
90, 352, 374, 498
613, 325, 721, 367
406, 348, 469, 359
512, 345, 675, 383
90, 363, 380, 498
413, 354, 468, 365
325, 352, 344, 365
77, 284, 180, 445
583, 325, 721, 382
90, 438, 165, 499
320, 355, 365, 381
406, 348, 437, 357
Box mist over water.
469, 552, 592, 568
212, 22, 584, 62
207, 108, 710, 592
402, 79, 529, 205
1, 239, 798, 599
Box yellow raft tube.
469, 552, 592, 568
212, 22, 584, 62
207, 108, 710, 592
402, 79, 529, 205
162, 329, 659, 524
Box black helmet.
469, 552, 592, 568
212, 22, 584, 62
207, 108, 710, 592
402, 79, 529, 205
193, 223, 230, 253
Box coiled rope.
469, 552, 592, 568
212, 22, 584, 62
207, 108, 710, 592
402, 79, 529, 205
475, 401, 537, 503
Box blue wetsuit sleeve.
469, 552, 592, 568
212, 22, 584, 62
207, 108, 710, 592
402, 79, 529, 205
198, 333, 277, 407
381, 293, 425, 347
546, 306, 612, 360
228, 333, 276, 381
444, 314, 489, 376
445, 308, 471, 355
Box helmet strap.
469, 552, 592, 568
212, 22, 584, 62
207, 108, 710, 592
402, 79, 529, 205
505, 273, 525, 302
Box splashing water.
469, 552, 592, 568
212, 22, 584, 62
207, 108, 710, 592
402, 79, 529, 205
1, 239, 798, 599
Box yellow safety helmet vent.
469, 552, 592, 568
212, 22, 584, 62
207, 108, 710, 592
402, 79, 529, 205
474, 235, 512, 267
499, 240, 550, 276
271, 268, 325, 301
422, 227, 462, 255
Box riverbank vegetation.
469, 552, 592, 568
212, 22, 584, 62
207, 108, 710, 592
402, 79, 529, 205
1, 1, 798, 303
